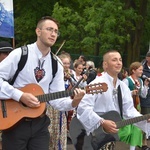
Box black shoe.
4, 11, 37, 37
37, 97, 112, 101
135, 146, 141, 150
142, 145, 150, 150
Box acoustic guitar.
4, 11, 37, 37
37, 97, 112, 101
69, 110, 150, 150
0, 82, 108, 130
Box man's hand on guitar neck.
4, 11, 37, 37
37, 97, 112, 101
72, 88, 85, 108
101, 119, 119, 134
19, 93, 40, 108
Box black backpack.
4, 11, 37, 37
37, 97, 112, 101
10, 45, 58, 85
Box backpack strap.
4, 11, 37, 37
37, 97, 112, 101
50, 52, 57, 78
50, 52, 58, 84
10, 45, 28, 85
10, 47, 57, 85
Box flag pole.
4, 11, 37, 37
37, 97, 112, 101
12, 38, 15, 49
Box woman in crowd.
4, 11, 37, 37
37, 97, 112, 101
71, 59, 88, 89
47, 52, 75, 150
119, 61, 149, 150
85, 60, 97, 84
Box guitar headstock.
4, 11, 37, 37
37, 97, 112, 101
85, 82, 108, 94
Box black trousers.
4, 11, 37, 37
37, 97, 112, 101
141, 106, 150, 115
141, 106, 150, 141
2, 115, 50, 150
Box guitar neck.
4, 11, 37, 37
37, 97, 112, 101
34, 82, 108, 103
116, 114, 150, 128
36, 90, 74, 103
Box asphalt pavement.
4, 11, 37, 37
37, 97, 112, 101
67, 138, 150, 150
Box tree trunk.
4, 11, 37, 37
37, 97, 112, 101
125, 0, 148, 67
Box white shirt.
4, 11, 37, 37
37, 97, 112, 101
123, 76, 148, 98
0, 42, 73, 111
77, 72, 147, 135
71, 71, 87, 88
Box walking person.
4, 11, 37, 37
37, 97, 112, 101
0, 16, 85, 150
140, 51, 150, 150
46, 52, 75, 150
85, 60, 97, 84
73, 50, 149, 150
119, 61, 149, 150
71, 60, 88, 89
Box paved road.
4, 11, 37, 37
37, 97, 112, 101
67, 138, 150, 150
67, 142, 129, 150
67, 141, 129, 150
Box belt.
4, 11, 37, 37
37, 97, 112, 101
24, 112, 46, 121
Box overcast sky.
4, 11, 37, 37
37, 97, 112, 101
0, 0, 13, 11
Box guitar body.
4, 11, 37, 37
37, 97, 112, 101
70, 116, 93, 150
0, 84, 46, 130
0, 82, 108, 131
69, 111, 122, 150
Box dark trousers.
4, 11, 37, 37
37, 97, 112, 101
141, 106, 150, 142
2, 115, 50, 150
141, 106, 150, 115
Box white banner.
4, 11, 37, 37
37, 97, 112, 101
0, 0, 14, 38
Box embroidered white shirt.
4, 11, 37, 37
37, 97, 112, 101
77, 73, 147, 135
0, 42, 73, 111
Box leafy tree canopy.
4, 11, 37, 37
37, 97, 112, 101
1, 0, 149, 67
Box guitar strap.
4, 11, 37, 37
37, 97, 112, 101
49, 52, 58, 84
118, 85, 123, 118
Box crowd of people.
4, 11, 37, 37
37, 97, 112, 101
0, 16, 150, 150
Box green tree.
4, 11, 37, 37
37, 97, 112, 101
11, 0, 150, 67
14, 0, 58, 47
52, 0, 149, 66
123, 0, 149, 66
